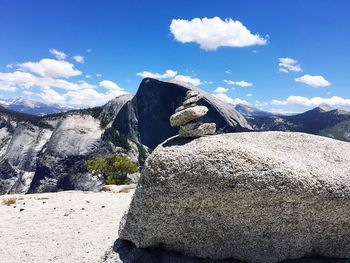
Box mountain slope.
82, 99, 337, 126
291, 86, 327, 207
113, 78, 251, 148
247, 106, 350, 140
234, 104, 274, 117
0, 78, 250, 194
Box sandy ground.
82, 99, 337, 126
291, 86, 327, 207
0, 187, 134, 263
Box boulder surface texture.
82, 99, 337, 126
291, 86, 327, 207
119, 132, 350, 263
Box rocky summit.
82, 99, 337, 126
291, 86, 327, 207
118, 132, 350, 263
170, 89, 216, 138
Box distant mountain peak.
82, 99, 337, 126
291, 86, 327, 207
317, 103, 333, 112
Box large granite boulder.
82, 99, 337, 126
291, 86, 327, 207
118, 132, 350, 263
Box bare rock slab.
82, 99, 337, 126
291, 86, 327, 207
179, 122, 216, 138
170, 106, 208, 127
118, 132, 350, 263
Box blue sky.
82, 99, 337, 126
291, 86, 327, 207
0, 0, 349, 113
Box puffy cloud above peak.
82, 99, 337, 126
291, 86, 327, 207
136, 69, 177, 79
173, 75, 201, 86
99, 80, 124, 91
295, 74, 330, 88
170, 17, 267, 50
18, 58, 81, 78
49, 49, 67, 60
278, 57, 302, 73
136, 69, 201, 86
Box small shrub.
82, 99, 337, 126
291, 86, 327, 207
86, 154, 139, 185
2, 197, 17, 206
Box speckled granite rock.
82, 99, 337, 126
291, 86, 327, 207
179, 122, 216, 137
170, 106, 208, 127
118, 132, 350, 263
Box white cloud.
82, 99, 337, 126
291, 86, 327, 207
203, 80, 213, 85
72, 55, 85, 64
99, 80, 124, 92
0, 68, 128, 106
174, 75, 201, 86
39, 87, 66, 104
224, 79, 253, 87
214, 87, 229, 93
6, 64, 13, 69
295, 74, 330, 88
225, 69, 232, 74
19, 58, 81, 78
246, 93, 253, 97
271, 95, 350, 107
136, 69, 178, 79
49, 49, 67, 60
213, 92, 249, 105
170, 17, 267, 50
96, 73, 102, 77
278, 57, 302, 73
136, 69, 201, 86
85, 74, 91, 78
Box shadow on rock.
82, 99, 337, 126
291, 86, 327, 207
112, 239, 350, 263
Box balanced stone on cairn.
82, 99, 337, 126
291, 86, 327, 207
170, 90, 216, 138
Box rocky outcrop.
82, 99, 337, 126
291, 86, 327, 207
170, 90, 216, 138
118, 132, 350, 263
113, 78, 251, 148
0, 78, 251, 194
0, 95, 147, 194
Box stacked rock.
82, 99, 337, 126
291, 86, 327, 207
170, 90, 216, 138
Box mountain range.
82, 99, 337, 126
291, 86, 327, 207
0, 98, 75, 116
234, 103, 350, 142
1, 78, 349, 195
0, 78, 249, 194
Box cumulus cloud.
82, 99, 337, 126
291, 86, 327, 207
278, 57, 302, 73
173, 75, 201, 86
170, 17, 267, 50
213, 93, 249, 105
246, 93, 253, 97
49, 49, 67, 60
271, 95, 350, 107
295, 74, 330, 88
136, 69, 201, 86
19, 58, 81, 78
214, 87, 229, 93
224, 79, 253, 87
0, 67, 127, 106
99, 80, 124, 91
136, 69, 177, 79
72, 55, 85, 64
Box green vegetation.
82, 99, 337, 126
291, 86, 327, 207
101, 127, 131, 151
86, 154, 139, 185
2, 197, 17, 206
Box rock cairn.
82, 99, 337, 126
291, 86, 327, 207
170, 90, 216, 138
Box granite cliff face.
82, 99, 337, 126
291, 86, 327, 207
113, 78, 251, 149
0, 78, 250, 194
